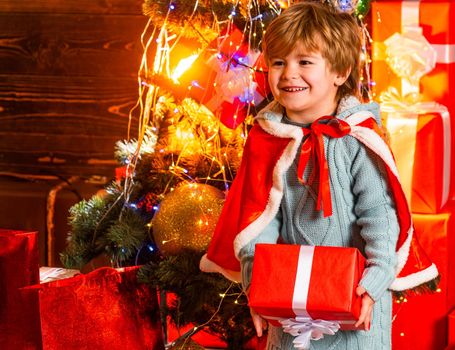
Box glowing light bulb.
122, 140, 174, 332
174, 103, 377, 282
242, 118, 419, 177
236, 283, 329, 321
171, 54, 199, 83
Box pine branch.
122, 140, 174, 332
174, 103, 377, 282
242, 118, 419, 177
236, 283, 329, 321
137, 250, 255, 348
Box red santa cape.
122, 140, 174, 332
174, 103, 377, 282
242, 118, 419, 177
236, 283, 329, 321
200, 102, 439, 293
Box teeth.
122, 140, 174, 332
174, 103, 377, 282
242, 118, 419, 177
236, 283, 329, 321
283, 87, 307, 92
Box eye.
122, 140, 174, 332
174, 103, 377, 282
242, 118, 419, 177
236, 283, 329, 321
299, 60, 311, 65
271, 60, 284, 67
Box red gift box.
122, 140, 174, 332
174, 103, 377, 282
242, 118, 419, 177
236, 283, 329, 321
384, 107, 451, 213
0, 229, 41, 349
392, 205, 455, 350
21, 267, 164, 350
249, 244, 365, 330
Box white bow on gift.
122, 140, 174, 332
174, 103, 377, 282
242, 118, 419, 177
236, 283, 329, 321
279, 317, 341, 350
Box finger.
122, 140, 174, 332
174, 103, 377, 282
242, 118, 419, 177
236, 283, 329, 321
356, 285, 366, 297
250, 308, 264, 337
253, 314, 263, 337
364, 312, 371, 331
355, 313, 365, 328
355, 301, 368, 328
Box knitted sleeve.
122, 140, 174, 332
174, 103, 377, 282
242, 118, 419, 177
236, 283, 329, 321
347, 136, 400, 301
238, 209, 282, 293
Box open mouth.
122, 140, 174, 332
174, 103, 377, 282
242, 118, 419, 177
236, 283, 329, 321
281, 87, 308, 92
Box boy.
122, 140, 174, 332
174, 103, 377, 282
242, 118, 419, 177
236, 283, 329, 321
201, 2, 438, 349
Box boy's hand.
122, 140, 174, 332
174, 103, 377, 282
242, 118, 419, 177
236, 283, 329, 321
250, 307, 267, 337
354, 285, 374, 331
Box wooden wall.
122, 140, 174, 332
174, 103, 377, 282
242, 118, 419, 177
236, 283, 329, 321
0, 0, 147, 177
0, 0, 149, 265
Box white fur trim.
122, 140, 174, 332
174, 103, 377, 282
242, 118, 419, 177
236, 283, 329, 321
337, 96, 362, 114
390, 263, 439, 291
199, 254, 241, 282
349, 126, 400, 179
233, 118, 303, 257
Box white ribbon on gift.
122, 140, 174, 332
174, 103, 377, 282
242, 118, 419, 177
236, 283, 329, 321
373, 1, 455, 82
384, 25, 436, 99
279, 317, 340, 350
381, 87, 451, 207
402, 1, 455, 65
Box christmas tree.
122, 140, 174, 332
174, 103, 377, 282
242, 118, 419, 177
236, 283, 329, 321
61, 0, 372, 348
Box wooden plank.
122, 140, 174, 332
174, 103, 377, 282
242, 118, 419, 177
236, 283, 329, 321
0, 74, 139, 131
0, 13, 149, 76
0, 0, 144, 15
0, 152, 118, 177
0, 74, 142, 177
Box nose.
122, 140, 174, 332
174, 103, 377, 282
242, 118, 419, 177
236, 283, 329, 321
281, 63, 299, 80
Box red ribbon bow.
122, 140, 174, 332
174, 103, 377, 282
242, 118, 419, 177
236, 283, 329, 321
297, 116, 351, 217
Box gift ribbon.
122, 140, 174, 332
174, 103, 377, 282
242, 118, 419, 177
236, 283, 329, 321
280, 317, 340, 350
381, 87, 451, 207
298, 117, 351, 217
373, 1, 455, 91
261, 245, 355, 348
401, 1, 455, 64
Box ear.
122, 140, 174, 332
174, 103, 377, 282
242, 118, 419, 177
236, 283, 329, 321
334, 68, 351, 86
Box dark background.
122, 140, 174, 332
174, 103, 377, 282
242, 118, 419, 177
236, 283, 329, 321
0, 0, 148, 265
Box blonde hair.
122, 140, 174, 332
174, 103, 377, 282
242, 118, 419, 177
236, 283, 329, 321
262, 1, 362, 100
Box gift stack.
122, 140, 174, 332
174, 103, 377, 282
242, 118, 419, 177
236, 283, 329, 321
372, 1, 455, 349
0, 229, 164, 350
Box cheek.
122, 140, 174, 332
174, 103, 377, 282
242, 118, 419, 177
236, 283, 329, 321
267, 71, 276, 86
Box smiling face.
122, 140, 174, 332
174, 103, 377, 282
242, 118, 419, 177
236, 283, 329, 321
262, 2, 362, 122
267, 42, 347, 124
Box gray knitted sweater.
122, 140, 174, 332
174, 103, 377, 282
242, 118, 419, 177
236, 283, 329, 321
239, 98, 400, 350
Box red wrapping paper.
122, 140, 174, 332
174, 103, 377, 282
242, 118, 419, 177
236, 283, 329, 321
385, 110, 451, 213
21, 267, 164, 350
0, 229, 41, 349
412, 112, 450, 213
392, 205, 455, 350
249, 244, 365, 330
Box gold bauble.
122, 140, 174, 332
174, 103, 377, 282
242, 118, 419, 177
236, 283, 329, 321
152, 183, 225, 255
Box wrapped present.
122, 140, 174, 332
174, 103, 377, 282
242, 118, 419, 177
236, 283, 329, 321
0, 229, 41, 349
392, 205, 455, 350
372, 1, 455, 109
249, 244, 365, 335
382, 97, 451, 213
21, 267, 164, 350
